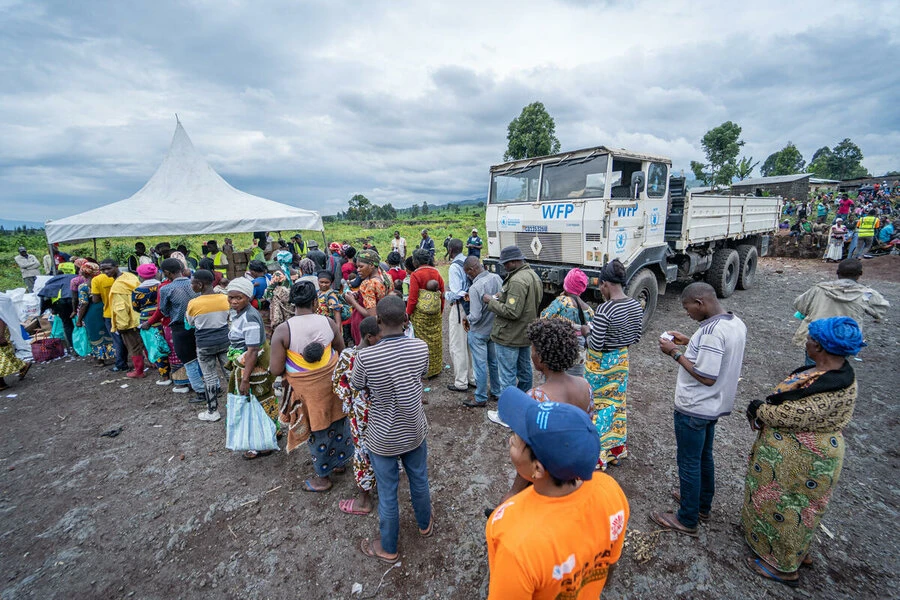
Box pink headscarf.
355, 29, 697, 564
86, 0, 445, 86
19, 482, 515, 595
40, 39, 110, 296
169, 251, 189, 271
563, 268, 588, 296
137, 263, 159, 278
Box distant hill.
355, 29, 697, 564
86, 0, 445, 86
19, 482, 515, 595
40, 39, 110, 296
0, 218, 44, 230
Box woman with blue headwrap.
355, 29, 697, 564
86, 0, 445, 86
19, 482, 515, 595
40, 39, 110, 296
742, 316, 864, 587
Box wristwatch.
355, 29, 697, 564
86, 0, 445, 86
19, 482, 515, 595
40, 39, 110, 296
670, 350, 683, 361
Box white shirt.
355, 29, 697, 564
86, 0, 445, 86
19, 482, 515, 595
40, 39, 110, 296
391, 237, 407, 256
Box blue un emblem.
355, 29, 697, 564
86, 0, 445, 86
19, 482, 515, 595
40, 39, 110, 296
615, 231, 627, 250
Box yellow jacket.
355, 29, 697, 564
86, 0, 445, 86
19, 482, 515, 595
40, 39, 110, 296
109, 272, 141, 332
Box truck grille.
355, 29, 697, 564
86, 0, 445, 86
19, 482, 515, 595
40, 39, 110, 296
498, 232, 582, 263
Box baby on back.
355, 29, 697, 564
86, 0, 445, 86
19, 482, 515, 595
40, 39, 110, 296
425, 279, 440, 292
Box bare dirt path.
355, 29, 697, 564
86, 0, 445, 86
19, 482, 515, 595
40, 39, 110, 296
1, 255, 898, 599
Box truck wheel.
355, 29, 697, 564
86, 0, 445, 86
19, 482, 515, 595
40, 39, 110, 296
625, 268, 658, 332
736, 244, 758, 290
706, 248, 739, 298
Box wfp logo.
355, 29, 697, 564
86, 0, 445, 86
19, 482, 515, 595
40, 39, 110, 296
615, 231, 627, 251
500, 216, 508, 227
650, 210, 660, 227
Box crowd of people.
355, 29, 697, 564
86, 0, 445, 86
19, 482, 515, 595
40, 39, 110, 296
1, 223, 889, 595
780, 187, 900, 260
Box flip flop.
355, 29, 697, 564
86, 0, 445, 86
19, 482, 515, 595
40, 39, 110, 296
303, 479, 332, 493
649, 511, 699, 537
419, 518, 435, 538
339, 498, 372, 516
745, 557, 799, 588
242, 450, 273, 460
359, 538, 398, 564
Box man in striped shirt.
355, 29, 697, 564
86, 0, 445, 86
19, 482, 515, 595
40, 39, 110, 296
186, 269, 231, 422
351, 295, 432, 563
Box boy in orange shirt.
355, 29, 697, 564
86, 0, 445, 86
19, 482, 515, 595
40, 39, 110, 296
486, 388, 629, 599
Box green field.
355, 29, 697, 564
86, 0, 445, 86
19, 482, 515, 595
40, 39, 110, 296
0, 206, 486, 292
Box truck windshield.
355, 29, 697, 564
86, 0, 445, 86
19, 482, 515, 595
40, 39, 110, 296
490, 165, 541, 204
541, 154, 609, 200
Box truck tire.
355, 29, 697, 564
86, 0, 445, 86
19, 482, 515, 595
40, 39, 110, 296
625, 268, 658, 332
706, 248, 739, 298
736, 244, 758, 290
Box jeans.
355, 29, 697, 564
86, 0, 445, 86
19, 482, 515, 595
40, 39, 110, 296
23, 276, 36, 293
495, 343, 532, 393
184, 359, 204, 393
369, 440, 432, 555
674, 411, 717, 529
197, 343, 229, 412
105, 317, 127, 369
852, 236, 874, 258
846, 231, 858, 258
468, 331, 500, 404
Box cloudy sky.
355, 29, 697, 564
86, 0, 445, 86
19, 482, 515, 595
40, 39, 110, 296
1, 0, 898, 222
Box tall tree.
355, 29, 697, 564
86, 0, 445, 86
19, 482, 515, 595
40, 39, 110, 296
771, 142, 806, 176
735, 156, 759, 180
760, 151, 779, 177
421, 201, 429, 215
504, 101, 561, 161
692, 121, 745, 186
828, 138, 867, 180
347, 194, 372, 220
410, 204, 420, 217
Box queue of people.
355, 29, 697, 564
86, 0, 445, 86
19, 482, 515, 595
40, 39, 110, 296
2, 231, 883, 597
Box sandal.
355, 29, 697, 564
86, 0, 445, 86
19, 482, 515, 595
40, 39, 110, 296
671, 490, 710, 521
17, 362, 31, 381
338, 498, 372, 516
745, 557, 799, 588
242, 450, 273, 460
302, 479, 333, 493
419, 518, 435, 538
359, 538, 399, 564
649, 511, 699, 537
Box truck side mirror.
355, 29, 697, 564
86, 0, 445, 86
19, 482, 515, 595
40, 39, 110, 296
631, 171, 645, 199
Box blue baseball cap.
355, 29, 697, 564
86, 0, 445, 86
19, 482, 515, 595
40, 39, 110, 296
498, 387, 600, 481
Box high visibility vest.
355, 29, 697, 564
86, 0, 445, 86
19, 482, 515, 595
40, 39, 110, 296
206, 251, 228, 273
857, 216, 879, 238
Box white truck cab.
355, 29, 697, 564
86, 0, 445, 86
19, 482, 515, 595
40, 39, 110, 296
484, 146, 781, 327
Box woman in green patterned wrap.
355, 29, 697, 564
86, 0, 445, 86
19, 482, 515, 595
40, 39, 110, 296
742, 316, 863, 588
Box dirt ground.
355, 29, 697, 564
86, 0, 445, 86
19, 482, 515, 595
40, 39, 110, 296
1, 255, 898, 600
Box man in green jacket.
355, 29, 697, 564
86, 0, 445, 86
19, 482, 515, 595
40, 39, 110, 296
482, 246, 543, 394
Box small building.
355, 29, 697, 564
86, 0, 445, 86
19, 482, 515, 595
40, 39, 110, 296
809, 178, 841, 193
731, 174, 810, 200
838, 176, 900, 192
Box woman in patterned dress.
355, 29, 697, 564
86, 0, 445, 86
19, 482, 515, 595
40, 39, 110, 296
132, 263, 171, 384
74, 262, 115, 365
540, 268, 594, 376
333, 316, 381, 516
405, 249, 444, 378
0, 315, 29, 391
743, 317, 863, 587
343, 249, 387, 345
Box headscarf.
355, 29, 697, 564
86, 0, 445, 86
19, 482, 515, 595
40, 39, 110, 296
137, 263, 158, 279
73, 258, 88, 270
58, 262, 76, 275
169, 251, 189, 271
298, 258, 316, 276
226, 277, 254, 299
275, 250, 293, 277
563, 268, 588, 295
357, 249, 380, 266
329, 242, 343, 254
808, 317, 866, 357
80, 261, 100, 277
599, 260, 626, 285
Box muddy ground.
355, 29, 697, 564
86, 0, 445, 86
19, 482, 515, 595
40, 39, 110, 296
1, 256, 898, 600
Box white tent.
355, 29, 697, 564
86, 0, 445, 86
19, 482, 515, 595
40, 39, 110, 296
45, 120, 323, 243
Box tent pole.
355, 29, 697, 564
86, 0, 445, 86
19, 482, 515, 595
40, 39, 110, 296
46, 237, 57, 275
322, 231, 327, 247
93, 238, 98, 261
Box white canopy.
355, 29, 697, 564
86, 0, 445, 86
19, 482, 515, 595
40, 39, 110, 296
45, 120, 323, 243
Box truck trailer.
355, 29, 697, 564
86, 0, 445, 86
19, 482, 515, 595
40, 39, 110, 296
483, 146, 782, 328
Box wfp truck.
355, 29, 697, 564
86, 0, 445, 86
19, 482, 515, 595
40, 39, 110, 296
483, 146, 782, 328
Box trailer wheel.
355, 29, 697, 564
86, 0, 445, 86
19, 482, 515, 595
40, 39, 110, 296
706, 248, 739, 298
625, 268, 658, 332
736, 244, 758, 290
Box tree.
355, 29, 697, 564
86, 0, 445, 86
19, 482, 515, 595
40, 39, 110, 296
760, 152, 779, 177
421, 201, 429, 215
504, 101, 561, 161
806, 138, 868, 180
771, 142, 806, 176
692, 121, 745, 186
735, 156, 759, 180
347, 194, 372, 220
828, 138, 867, 180
477, 201, 485, 208
410, 204, 420, 218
